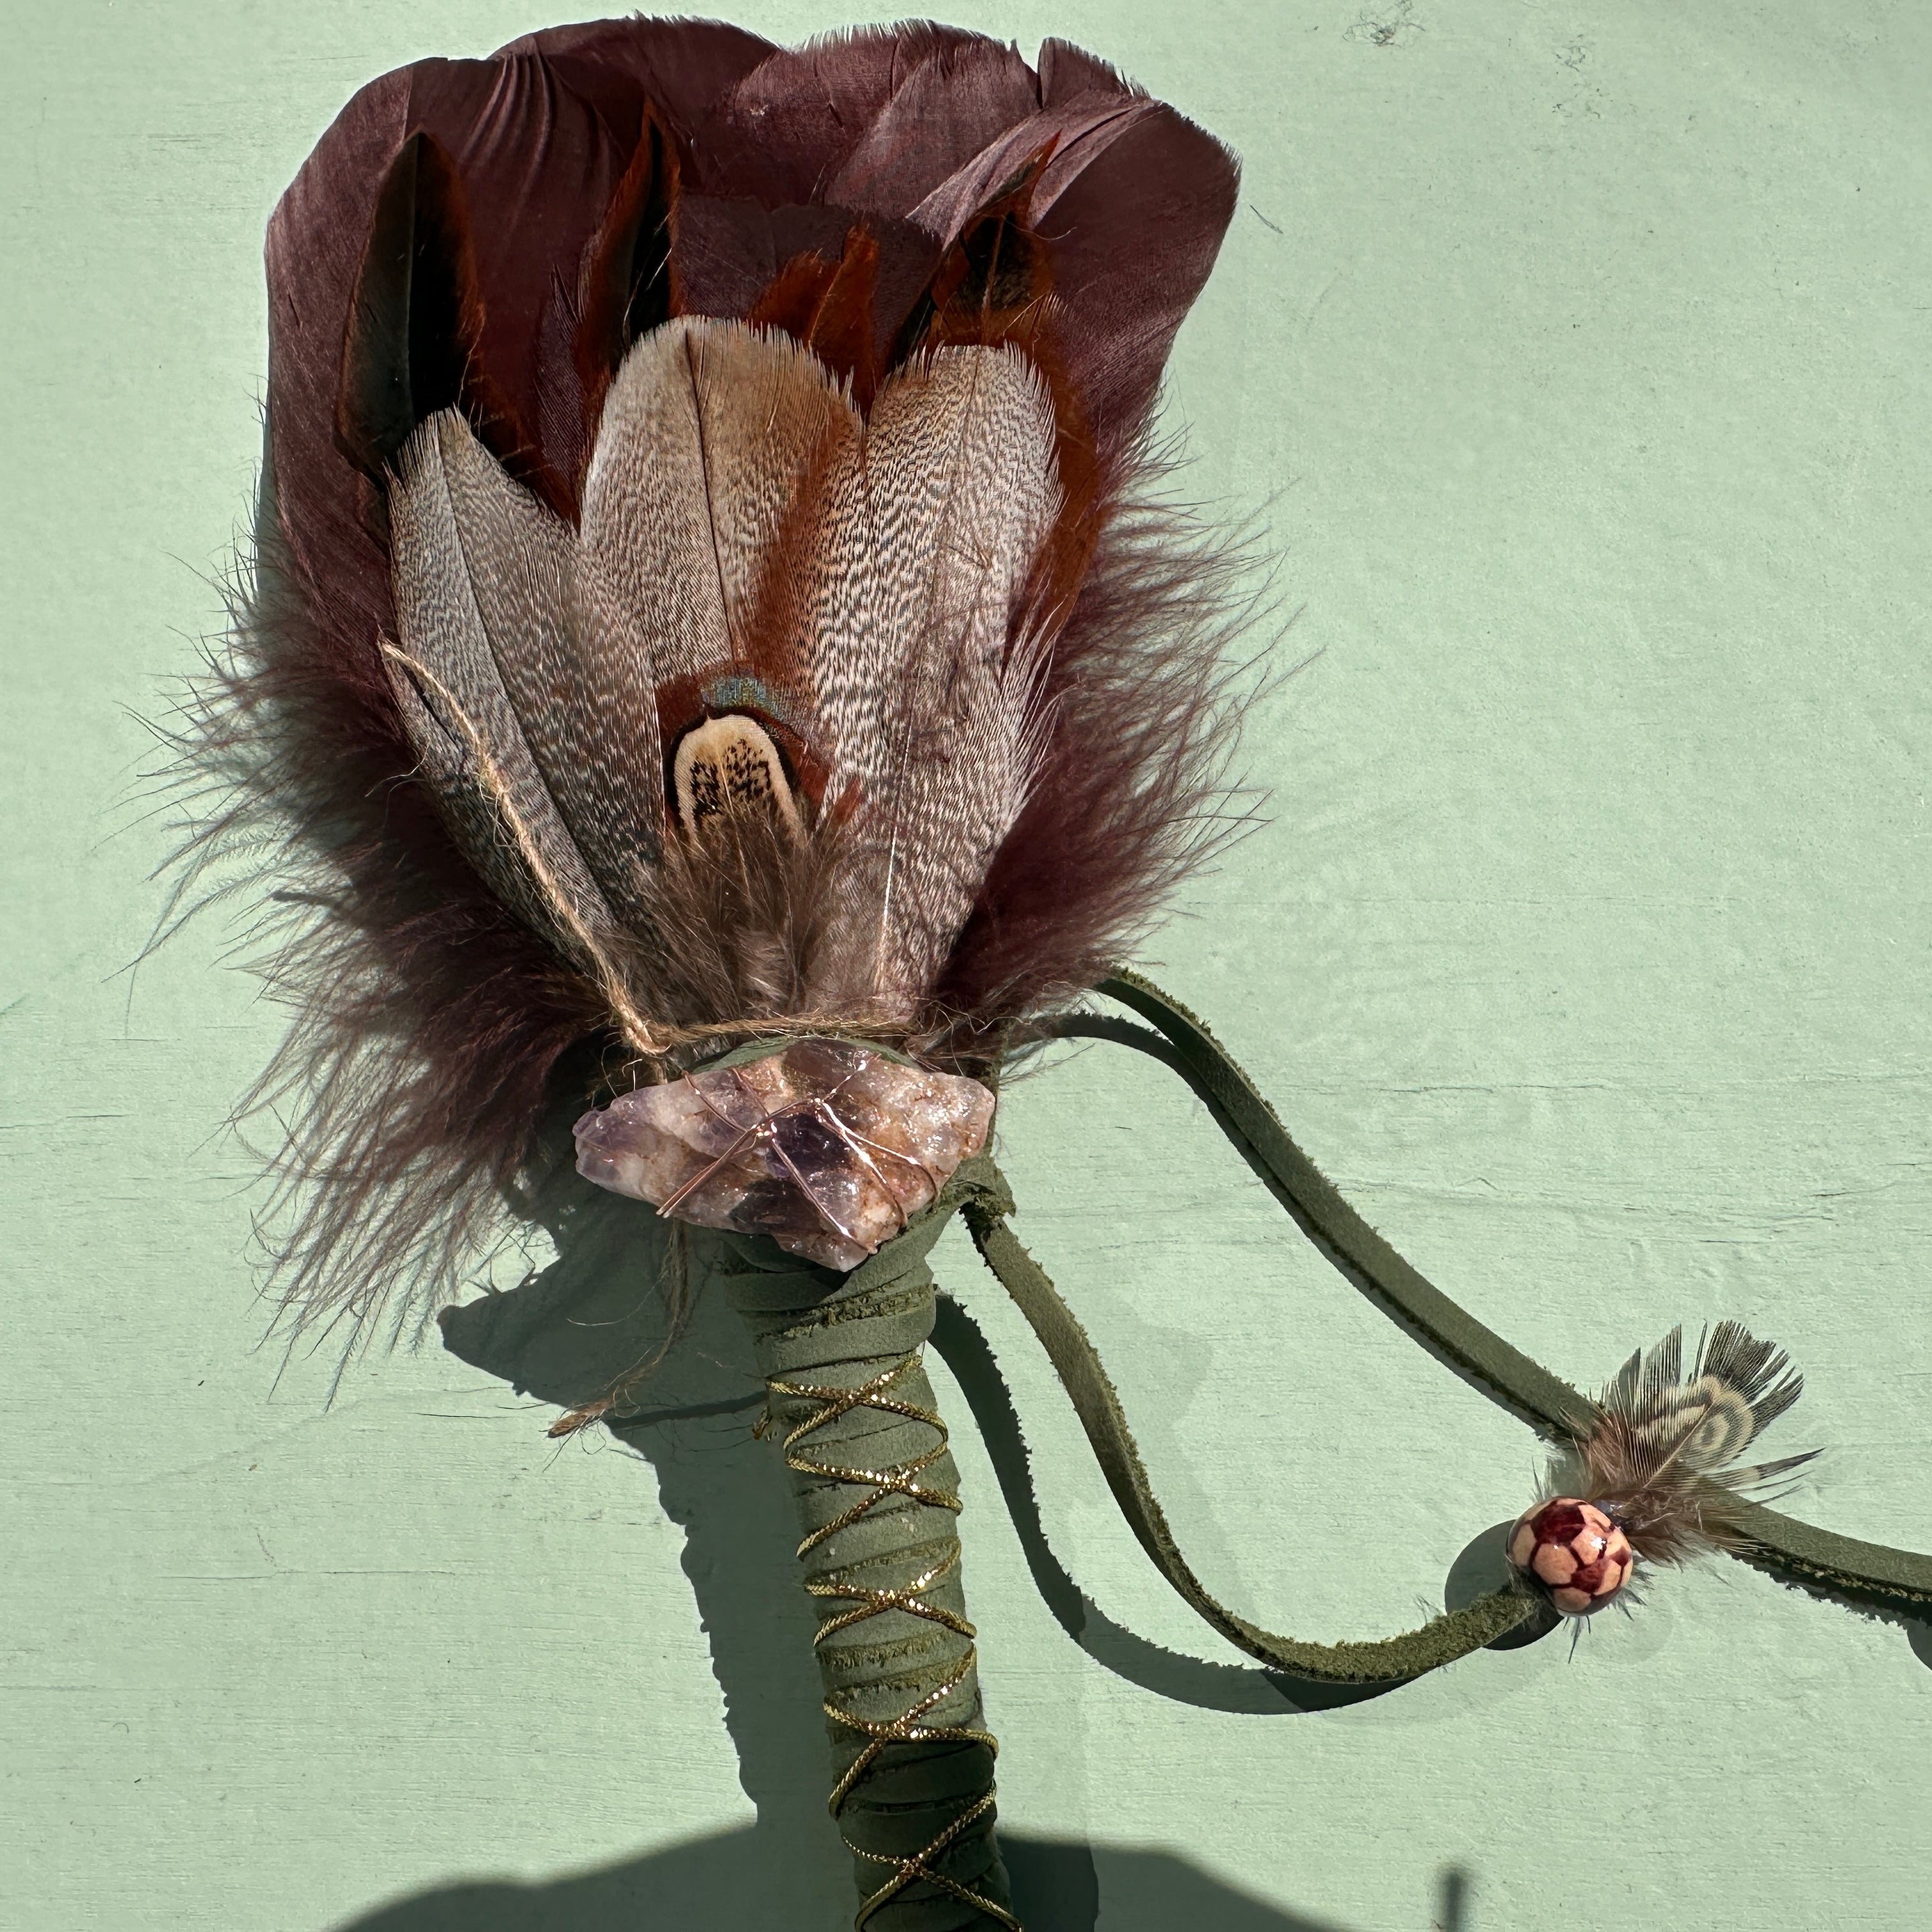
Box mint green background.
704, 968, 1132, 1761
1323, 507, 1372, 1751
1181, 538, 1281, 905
5, 3, 1930, 1928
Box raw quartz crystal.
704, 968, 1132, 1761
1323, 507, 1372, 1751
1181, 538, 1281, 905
574, 1038, 995, 1271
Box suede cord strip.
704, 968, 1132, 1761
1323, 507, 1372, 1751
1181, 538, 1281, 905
1016, 969, 1932, 1623
962, 1200, 1538, 1682
715, 1154, 1020, 1932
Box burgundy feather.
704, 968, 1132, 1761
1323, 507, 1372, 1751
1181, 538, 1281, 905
572, 103, 684, 444
169, 20, 1246, 1349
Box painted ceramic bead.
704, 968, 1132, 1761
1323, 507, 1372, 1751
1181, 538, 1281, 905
1507, 1497, 1634, 1616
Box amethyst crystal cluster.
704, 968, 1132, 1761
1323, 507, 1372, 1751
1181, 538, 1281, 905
574, 1039, 995, 1271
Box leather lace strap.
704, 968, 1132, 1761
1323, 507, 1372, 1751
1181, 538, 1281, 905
957, 970, 1932, 1683
963, 1200, 1538, 1683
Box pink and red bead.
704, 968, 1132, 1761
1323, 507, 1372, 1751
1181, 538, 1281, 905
1507, 1498, 1634, 1616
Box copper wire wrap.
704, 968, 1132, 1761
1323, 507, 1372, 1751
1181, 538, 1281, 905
765, 1351, 1022, 1931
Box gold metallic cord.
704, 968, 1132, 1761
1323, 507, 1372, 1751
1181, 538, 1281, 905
852, 1790, 1015, 1932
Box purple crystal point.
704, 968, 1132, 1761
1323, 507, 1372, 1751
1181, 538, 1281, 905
572, 1039, 996, 1271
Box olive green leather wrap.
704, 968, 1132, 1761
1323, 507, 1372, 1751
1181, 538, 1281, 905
962, 1200, 1538, 1680
714, 1155, 1019, 1932
571, 973, 1932, 1927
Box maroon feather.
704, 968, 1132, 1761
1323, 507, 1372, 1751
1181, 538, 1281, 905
747, 226, 882, 406
686, 23, 1008, 207
572, 103, 682, 444
335, 130, 576, 519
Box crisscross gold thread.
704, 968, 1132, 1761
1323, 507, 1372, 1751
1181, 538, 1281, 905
767, 1349, 1020, 1931
852, 1790, 1018, 1932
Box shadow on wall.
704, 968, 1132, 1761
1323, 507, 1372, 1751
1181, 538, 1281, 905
399, 1146, 1484, 1929
334, 1832, 1353, 1932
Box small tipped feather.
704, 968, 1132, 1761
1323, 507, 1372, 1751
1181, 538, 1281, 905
1551, 1324, 1820, 1567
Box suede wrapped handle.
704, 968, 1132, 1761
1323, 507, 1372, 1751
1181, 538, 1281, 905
717, 1156, 1022, 1931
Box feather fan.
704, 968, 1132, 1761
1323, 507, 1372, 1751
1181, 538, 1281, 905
164, 21, 1246, 1356
163, 37, 1928, 1921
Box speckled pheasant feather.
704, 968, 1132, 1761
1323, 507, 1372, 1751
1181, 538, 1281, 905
1556, 1321, 1821, 1565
